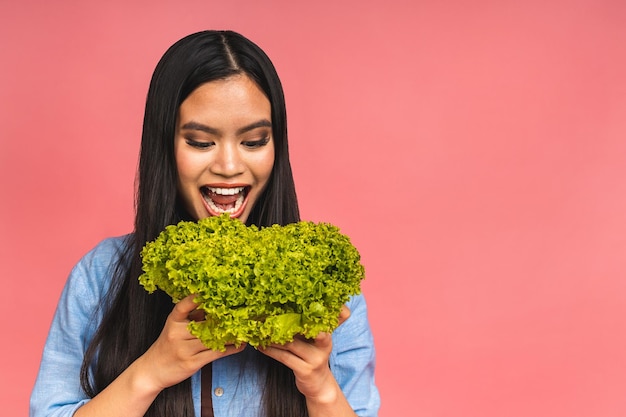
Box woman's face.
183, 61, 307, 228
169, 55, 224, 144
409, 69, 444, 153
175, 75, 275, 223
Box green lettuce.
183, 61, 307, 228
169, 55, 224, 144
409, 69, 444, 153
139, 214, 365, 351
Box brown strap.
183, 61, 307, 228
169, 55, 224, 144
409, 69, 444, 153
201, 364, 214, 417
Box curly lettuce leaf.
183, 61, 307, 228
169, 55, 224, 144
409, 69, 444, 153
139, 214, 365, 351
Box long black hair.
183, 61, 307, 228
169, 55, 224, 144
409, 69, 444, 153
80, 30, 305, 417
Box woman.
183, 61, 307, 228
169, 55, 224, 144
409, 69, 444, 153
30, 30, 379, 417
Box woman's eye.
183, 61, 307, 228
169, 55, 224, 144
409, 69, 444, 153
186, 139, 214, 149
242, 137, 270, 149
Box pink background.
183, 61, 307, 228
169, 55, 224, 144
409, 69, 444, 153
1, 0, 625, 416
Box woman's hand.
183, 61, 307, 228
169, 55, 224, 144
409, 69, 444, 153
74, 295, 246, 417
259, 305, 357, 416
138, 294, 246, 393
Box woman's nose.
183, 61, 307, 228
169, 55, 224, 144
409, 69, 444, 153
210, 143, 245, 177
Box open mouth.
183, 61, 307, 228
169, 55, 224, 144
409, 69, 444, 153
200, 186, 249, 217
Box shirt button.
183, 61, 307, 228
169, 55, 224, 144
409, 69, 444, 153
214, 387, 224, 397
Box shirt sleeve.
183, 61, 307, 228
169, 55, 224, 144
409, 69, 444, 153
330, 293, 381, 417
29, 238, 126, 417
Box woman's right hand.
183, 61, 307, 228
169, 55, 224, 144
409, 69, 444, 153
138, 294, 246, 393
74, 295, 245, 417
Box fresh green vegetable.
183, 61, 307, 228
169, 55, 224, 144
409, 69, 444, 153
139, 214, 365, 351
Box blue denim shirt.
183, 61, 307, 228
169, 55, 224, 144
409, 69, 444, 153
30, 236, 380, 416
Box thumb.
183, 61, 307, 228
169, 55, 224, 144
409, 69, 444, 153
170, 294, 199, 322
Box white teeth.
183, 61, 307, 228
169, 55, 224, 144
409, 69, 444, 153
207, 186, 245, 195
205, 193, 244, 214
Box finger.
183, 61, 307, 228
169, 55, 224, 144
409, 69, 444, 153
262, 336, 325, 362
311, 331, 333, 349
337, 305, 351, 326
259, 344, 301, 366
195, 342, 247, 363
260, 340, 328, 371
170, 294, 200, 322
222, 342, 247, 356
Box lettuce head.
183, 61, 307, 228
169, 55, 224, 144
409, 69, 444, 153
139, 214, 365, 351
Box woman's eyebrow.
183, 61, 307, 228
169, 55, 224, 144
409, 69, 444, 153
180, 120, 272, 136
180, 121, 219, 134
236, 119, 272, 135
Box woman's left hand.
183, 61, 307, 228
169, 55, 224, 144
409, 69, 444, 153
259, 305, 351, 402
